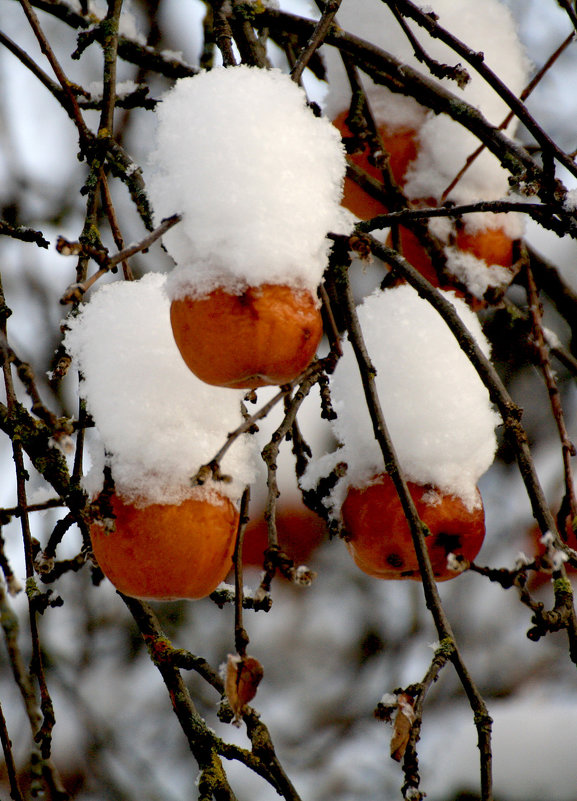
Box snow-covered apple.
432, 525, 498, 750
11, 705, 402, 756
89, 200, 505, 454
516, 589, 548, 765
64, 274, 258, 601
300, 284, 498, 579
148, 66, 351, 389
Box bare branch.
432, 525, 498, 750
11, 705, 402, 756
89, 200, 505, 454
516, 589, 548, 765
291, 0, 342, 84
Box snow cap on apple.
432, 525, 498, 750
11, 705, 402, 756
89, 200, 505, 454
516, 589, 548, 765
148, 65, 353, 301
301, 284, 500, 513
323, 0, 529, 208
64, 273, 258, 507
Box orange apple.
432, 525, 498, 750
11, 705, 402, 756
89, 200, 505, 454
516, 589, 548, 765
170, 284, 323, 389
242, 503, 327, 570
341, 473, 485, 581
90, 491, 239, 600
332, 110, 419, 219
390, 222, 514, 291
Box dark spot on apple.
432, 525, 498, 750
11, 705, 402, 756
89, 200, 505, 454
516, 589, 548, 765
386, 553, 404, 568
435, 532, 462, 554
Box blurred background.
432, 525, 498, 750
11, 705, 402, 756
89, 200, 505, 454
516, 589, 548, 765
1, 1, 577, 799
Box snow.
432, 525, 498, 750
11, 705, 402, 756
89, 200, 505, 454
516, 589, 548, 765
443, 245, 513, 298
563, 187, 577, 211
323, 0, 530, 207
423, 693, 577, 801
86, 80, 140, 100
63, 273, 258, 506
543, 326, 563, 351
147, 65, 353, 300
302, 284, 499, 513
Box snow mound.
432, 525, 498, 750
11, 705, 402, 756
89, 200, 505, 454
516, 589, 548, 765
148, 65, 353, 299
64, 273, 258, 507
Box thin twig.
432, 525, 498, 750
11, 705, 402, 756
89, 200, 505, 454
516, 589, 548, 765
441, 31, 577, 201
524, 260, 577, 521
59, 214, 181, 302
18, 0, 92, 147
1, 499, 65, 518
291, 0, 341, 84
527, 245, 577, 345
0, 695, 24, 801
99, 173, 134, 280
234, 488, 251, 657
387, 0, 470, 87
355, 199, 577, 240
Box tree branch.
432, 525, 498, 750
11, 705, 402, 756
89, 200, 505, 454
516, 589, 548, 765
336, 252, 494, 800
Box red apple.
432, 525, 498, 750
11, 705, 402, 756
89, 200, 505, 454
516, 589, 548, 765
341, 474, 485, 581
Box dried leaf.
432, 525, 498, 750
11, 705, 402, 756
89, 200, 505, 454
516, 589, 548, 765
390, 692, 416, 762
225, 654, 264, 724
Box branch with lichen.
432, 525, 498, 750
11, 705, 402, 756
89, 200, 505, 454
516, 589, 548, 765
122, 594, 303, 801
335, 246, 494, 800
